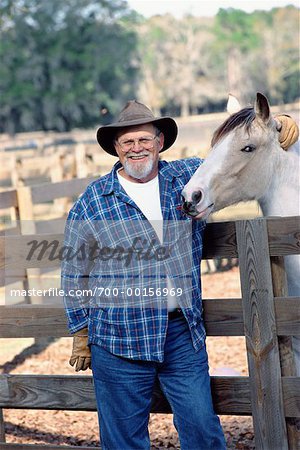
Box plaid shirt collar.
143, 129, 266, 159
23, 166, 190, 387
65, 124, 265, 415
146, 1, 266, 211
101, 160, 180, 196
101, 160, 182, 221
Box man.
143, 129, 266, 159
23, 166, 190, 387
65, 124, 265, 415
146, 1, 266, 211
62, 100, 298, 450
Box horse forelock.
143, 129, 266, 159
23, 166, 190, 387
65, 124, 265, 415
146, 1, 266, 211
211, 107, 256, 147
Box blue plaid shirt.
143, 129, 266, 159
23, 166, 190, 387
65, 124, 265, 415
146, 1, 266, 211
62, 158, 206, 362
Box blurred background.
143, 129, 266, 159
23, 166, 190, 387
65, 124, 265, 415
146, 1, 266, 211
0, 0, 299, 222
0, 1, 299, 447
0, 0, 299, 134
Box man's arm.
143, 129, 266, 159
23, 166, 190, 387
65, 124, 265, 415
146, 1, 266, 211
61, 211, 92, 371
61, 212, 91, 333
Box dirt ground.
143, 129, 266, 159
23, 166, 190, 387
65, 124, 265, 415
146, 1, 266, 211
0, 266, 255, 449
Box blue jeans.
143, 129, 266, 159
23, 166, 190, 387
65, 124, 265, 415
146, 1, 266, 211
91, 316, 226, 450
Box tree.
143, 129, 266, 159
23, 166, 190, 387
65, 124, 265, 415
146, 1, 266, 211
211, 8, 261, 103
260, 6, 300, 104
208, 6, 300, 106
0, 0, 139, 133
135, 14, 214, 116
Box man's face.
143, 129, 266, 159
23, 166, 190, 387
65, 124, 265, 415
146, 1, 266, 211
114, 124, 164, 183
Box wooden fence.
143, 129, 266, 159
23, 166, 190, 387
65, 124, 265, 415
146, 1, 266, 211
0, 177, 97, 307
0, 144, 106, 190
0, 216, 299, 449
0, 140, 186, 190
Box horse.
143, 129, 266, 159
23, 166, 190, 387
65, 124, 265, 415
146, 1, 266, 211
181, 92, 300, 374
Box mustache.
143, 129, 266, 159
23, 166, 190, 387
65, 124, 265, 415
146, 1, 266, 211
126, 151, 151, 158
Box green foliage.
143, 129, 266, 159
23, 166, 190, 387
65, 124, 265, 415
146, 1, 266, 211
0, 0, 139, 133
134, 5, 299, 116
0, 2, 299, 131
215, 8, 261, 51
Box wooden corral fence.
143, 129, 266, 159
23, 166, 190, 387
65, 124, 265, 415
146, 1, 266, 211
0, 216, 299, 449
0, 177, 98, 308
0, 139, 186, 190
0, 143, 114, 189
0, 176, 98, 234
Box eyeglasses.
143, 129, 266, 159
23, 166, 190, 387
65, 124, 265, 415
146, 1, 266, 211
117, 133, 160, 152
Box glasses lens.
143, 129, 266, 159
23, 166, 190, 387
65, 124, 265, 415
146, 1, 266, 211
139, 137, 155, 149
119, 136, 157, 151
120, 140, 134, 151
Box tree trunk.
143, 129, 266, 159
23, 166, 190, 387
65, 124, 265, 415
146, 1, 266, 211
227, 47, 242, 98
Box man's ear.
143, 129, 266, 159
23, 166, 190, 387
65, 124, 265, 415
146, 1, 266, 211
113, 139, 121, 157
159, 132, 165, 151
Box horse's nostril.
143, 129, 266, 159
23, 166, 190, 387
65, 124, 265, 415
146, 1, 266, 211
192, 190, 202, 204
182, 201, 193, 213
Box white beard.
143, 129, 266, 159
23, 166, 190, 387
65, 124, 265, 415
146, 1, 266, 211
123, 155, 154, 180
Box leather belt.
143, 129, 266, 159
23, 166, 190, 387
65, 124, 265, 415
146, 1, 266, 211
168, 308, 184, 320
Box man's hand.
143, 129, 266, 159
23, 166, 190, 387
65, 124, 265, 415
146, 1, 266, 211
69, 327, 91, 371
275, 114, 299, 151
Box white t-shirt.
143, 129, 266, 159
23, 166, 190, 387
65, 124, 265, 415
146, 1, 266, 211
117, 171, 163, 241
117, 171, 179, 311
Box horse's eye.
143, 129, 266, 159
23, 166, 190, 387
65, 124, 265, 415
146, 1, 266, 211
241, 145, 256, 153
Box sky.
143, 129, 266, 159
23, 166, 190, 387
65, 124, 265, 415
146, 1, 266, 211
127, 0, 299, 18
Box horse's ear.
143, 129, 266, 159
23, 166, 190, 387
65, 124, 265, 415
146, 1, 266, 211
255, 92, 270, 123
227, 94, 241, 114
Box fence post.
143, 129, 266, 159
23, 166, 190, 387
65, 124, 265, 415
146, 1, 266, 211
16, 186, 43, 304
271, 255, 299, 449
236, 218, 288, 450
49, 153, 67, 213
0, 408, 5, 442
74, 143, 88, 178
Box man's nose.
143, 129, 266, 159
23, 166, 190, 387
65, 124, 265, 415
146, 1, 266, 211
132, 139, 143, 149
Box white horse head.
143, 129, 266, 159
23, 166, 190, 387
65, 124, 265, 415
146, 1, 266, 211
182, 92, 299, 219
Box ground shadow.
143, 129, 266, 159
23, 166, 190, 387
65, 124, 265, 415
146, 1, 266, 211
4, 421, 100, 446
0, 337, 57, 374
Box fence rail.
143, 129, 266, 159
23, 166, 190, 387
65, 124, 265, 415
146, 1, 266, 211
0, 374, 299, 417
0, 297, 299, 338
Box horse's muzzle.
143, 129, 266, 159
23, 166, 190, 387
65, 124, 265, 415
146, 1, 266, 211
181, 200, 199, 217
181, 191, 203, 216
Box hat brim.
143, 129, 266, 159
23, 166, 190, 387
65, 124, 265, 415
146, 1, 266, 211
96, 117, 178, 157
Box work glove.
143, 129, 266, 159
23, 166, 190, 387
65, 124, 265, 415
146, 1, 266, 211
275, 114, 299, 151
69, 327, 91, 371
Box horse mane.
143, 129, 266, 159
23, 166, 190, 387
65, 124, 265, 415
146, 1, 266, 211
211, 107, 256, 147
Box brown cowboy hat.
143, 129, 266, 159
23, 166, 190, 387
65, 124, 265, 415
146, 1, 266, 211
96, 100, 178, 157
